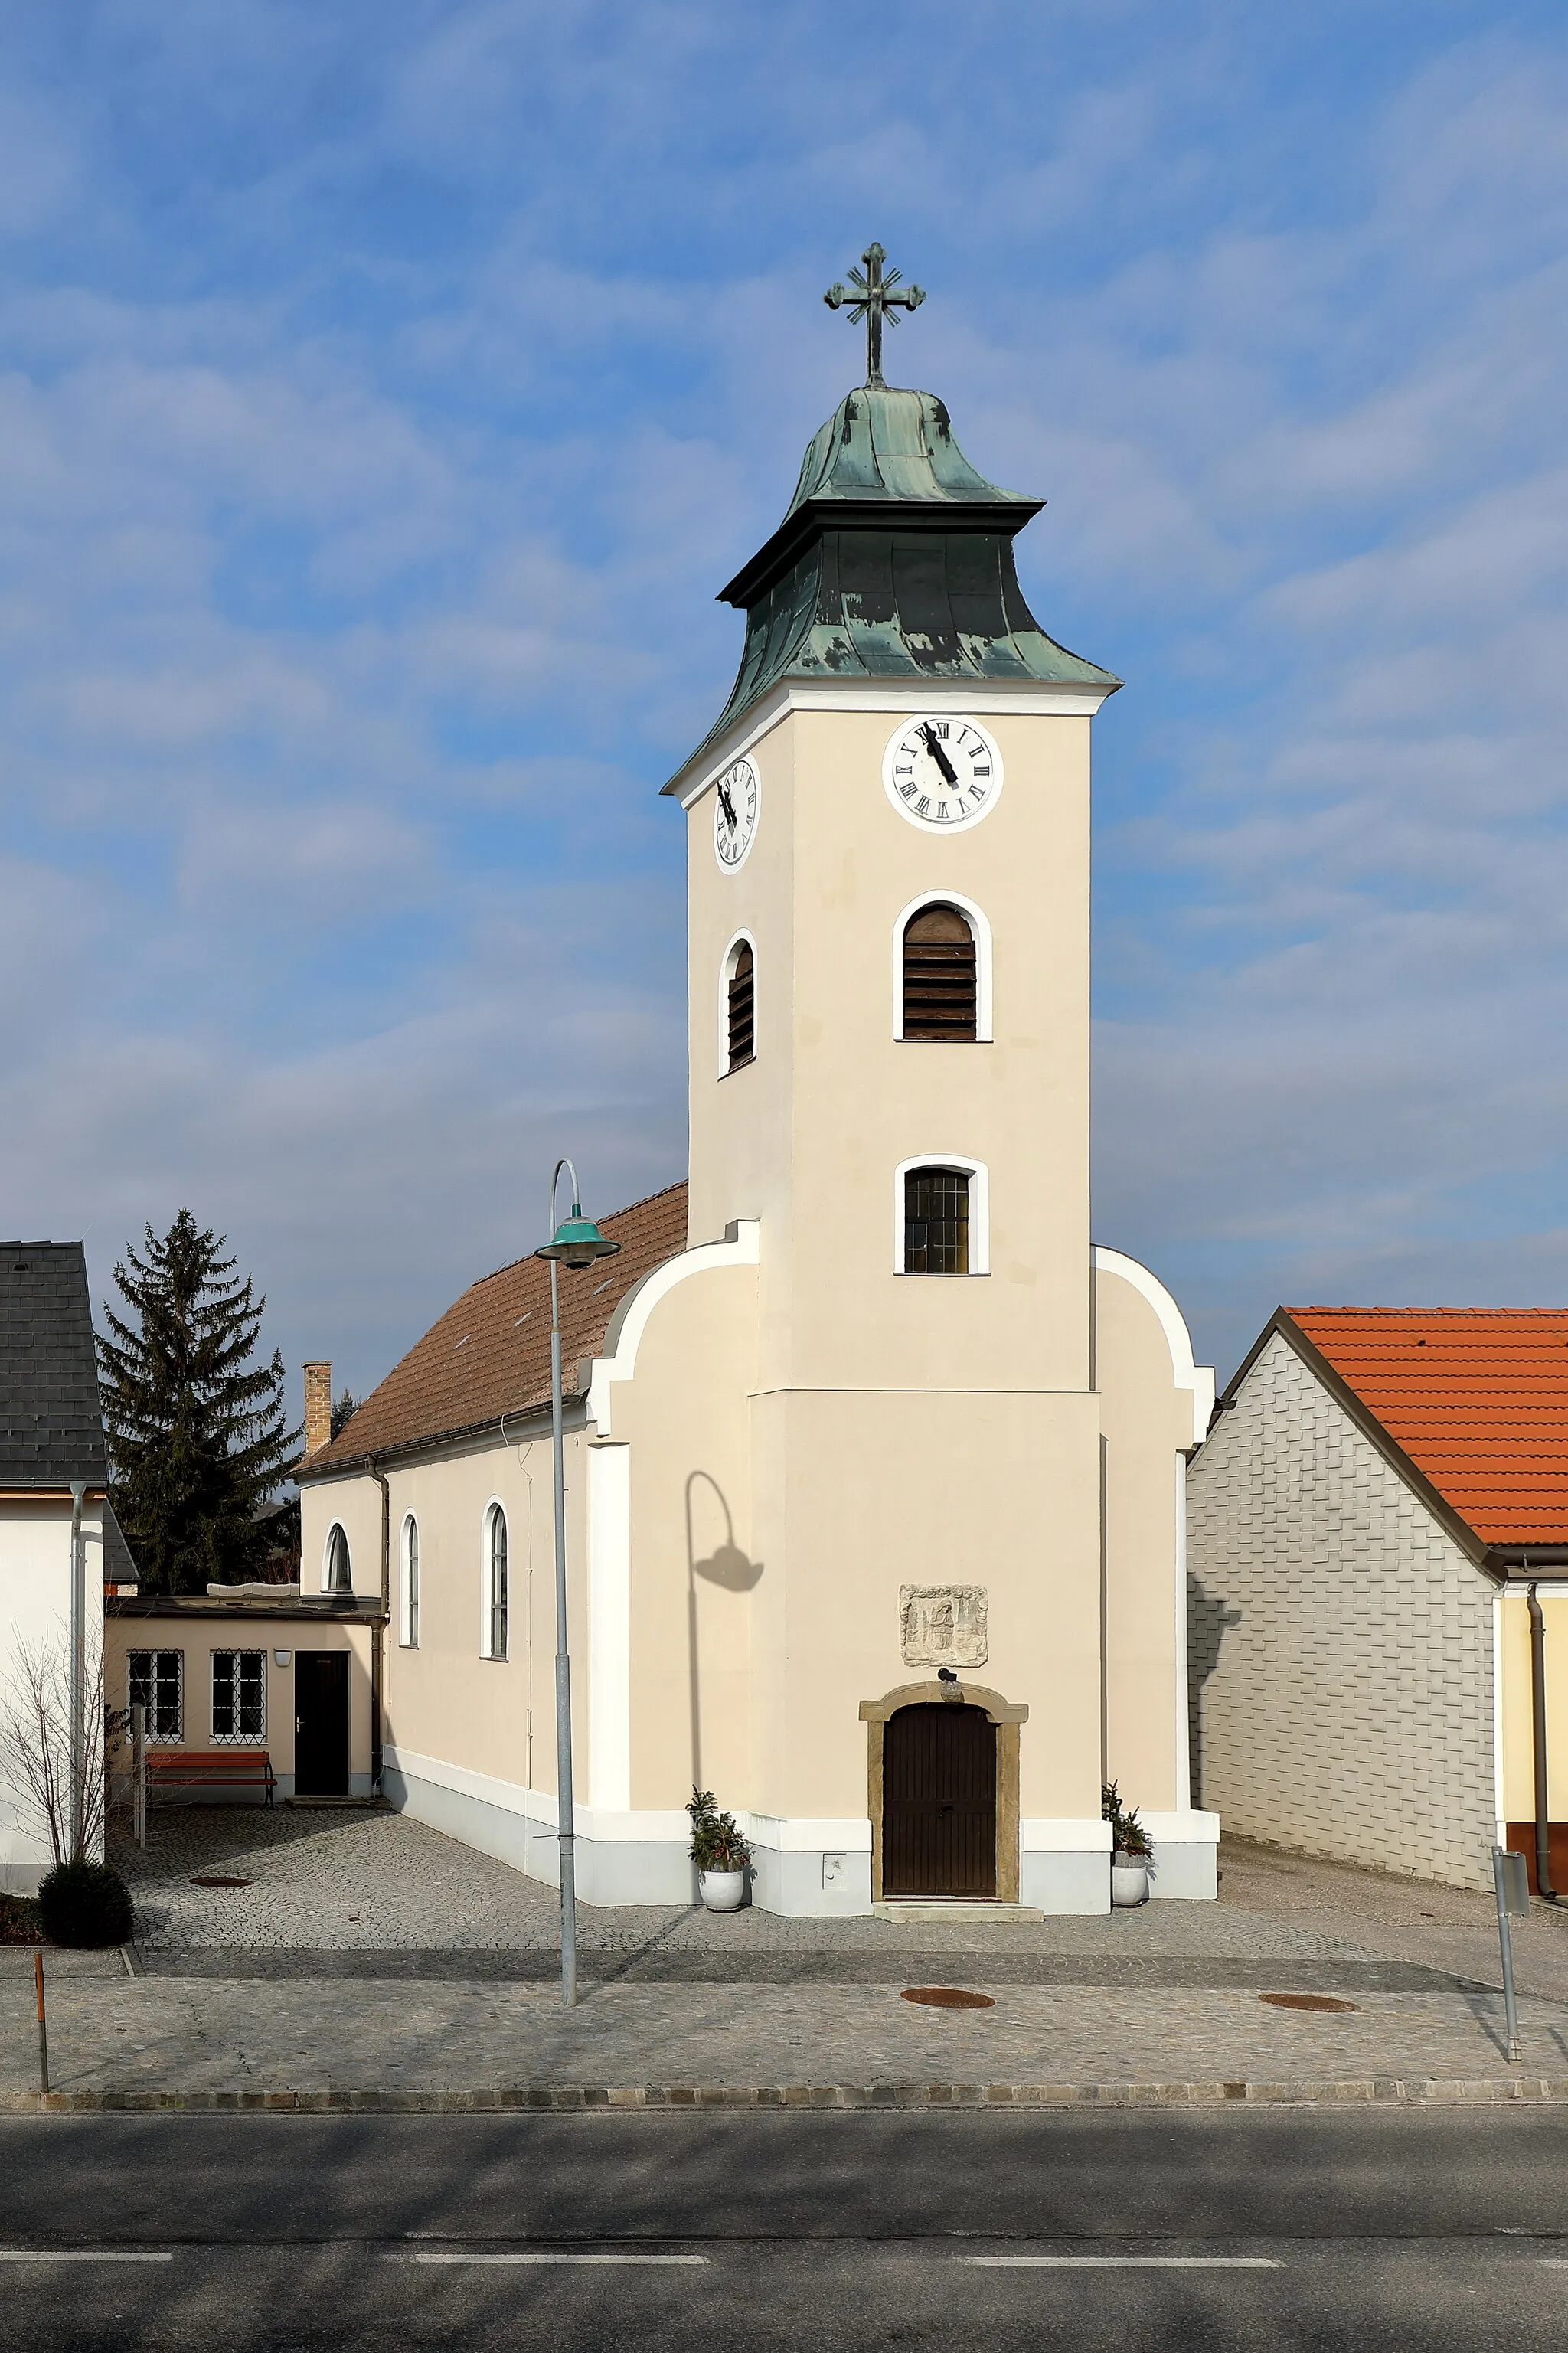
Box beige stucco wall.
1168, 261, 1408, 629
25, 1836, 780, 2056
1095, 1262, 1202, 1815
103, 1610, 374, 1786
686, 703, 1093, 1398
1187, 1332, 1496, 1888
304, 1426, 587, 1801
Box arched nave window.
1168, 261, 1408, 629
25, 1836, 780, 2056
400, 1514, 420, 1649
323, 1524, 351, 1594
482, 1504, 509, 1660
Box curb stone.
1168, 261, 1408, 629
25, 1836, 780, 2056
8, 2078, 1568, 2114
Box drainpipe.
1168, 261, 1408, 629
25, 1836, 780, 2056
68, 1482, 86, 1861
369, 1460, 390, 1795
1527, 1581, 1563, 1904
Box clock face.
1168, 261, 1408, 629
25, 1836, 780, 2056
712, 756, 760, 871
882, 714, 1003, 833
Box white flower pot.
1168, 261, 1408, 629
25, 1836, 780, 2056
1112, 1855, 1150, 1907
699, 1868, 746, 1913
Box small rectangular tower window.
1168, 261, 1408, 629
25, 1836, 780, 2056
904, 1167, 970, 1274
903, 905, 977, 1041
727, 941, 755, 1071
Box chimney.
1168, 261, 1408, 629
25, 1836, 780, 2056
303, 1361, 332, 1456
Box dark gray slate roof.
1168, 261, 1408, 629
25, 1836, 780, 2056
0, 1241, 109, 1485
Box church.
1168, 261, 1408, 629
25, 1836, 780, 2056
295, 250, 1218, 1917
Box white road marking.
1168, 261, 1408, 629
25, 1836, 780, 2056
0, 2251, 173, 2263
964, 2256, 1283, 2270
403, 2252, 708, 2266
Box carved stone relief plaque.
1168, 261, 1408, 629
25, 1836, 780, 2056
900, 1584, 988, 1669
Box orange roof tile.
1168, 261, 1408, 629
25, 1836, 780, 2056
299, 1182, 688, 1474
1283, 1306, 1568, 1549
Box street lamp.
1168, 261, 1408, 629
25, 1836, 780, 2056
535, 1159, 620, 2007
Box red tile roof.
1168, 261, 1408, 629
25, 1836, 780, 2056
299, 1182, 688, 1474
1283, 1306, 1568, 1548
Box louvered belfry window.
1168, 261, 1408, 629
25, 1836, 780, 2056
903, 904, 977, 1040
727, 940, 755, 1071
904, 1166, 970, 1275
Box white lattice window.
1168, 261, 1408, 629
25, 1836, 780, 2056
211, 1650, 266, 1744
128, 1649, 183, 1744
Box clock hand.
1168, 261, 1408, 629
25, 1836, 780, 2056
920, 723, 959, 788
717, 781, 737, 829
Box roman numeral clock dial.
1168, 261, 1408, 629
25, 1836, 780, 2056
882, 714, 1003, 833
713, 756, 760, 871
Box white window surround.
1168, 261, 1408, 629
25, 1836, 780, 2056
479, 1498, 508, 1661
893, 1155, 990, 1276
717, 927, 758, 1077
892, 891, 992, 1041
321, 1521, 351, 1596
400, 1511, 419, 1649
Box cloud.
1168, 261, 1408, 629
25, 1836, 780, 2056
3, 1, 1568, 1403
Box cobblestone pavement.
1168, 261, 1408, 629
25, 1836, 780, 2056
108, 1808, 1568, 1998
0, 1813, 1557, 2106
8, 1973, 1568, 2108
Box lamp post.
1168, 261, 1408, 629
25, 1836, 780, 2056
535, 1159, 620, 2008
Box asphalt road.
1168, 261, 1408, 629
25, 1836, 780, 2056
4, 2110, 1568, 2348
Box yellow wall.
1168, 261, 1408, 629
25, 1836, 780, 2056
103, 1612, 374, 1783
1500, 1590, 1568, 1820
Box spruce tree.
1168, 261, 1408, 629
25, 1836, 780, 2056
98, 1210, 300, 1593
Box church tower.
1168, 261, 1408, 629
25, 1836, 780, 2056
295, 251, 1217, 1919
642, 249, 1216, 1911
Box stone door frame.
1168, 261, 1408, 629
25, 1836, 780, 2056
858, 1681, 1027, 1904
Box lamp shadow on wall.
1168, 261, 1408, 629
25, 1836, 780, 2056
1187, 1571, 1242, 1810
685, 1471, 764, 1786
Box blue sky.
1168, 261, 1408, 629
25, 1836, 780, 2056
3, 0, 1567, 1400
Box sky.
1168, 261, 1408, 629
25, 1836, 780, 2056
2, 0, 1567, 1407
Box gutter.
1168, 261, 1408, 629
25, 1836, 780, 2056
369, 1460, 390, 1794
69, 1482, 86, 1861
1527, 1580, 1564, 1905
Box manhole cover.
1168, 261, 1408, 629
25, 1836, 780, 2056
189, 1875, 253, 1889
900, 1987, 995, 2010
1259, 1992, 1358, 2013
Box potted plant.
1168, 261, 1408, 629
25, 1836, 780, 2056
688, 1787, 750, 1912
1102, 1779, 1152, 1907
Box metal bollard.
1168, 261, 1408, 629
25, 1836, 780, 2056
34, 1953, 48, 2100
1493, 1845, 1530, 2065
132, 1702, 147, 1847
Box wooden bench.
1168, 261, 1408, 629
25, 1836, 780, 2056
145, 1750, 277, 1806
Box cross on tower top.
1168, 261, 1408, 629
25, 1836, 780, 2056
823, 243, 926, 390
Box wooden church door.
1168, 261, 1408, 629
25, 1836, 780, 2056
883, 1703, 996, 1898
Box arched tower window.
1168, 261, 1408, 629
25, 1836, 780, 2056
325, 1524, 351, 1594
902, 904, 977, 1041
903, 1165, 970, 1275
726, 938, 755, 1072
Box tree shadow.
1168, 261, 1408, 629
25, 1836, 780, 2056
1187, 1571, 1242, 1809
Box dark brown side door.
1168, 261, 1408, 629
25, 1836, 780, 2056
883, 1703, 996, 1898
294, 1651, 350, 1796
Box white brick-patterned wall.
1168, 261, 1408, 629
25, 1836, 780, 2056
1186, 1331, 1495, 1891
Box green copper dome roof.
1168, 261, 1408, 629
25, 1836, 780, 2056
781, 387, 1031, 516
665, 384, 1119, 796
